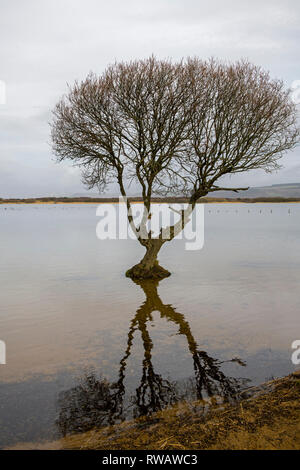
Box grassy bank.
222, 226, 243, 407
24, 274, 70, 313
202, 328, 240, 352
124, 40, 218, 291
8, 371, 300, 450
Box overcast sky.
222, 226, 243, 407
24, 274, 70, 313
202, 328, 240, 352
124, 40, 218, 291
0, 0, 299, 197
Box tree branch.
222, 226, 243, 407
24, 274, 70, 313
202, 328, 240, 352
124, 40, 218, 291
210, 186, 250, 193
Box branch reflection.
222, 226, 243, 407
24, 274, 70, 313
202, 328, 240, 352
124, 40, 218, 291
57, 280, 247, 436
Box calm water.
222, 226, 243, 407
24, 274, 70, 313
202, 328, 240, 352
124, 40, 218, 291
0, 203, 299, 447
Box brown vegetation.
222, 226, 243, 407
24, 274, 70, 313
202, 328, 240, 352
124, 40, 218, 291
1, 196, 300, 204
59, 371, 300, 450
7, 371, 300, 450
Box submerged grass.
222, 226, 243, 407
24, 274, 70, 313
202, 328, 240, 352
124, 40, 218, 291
22, 371, 297, 451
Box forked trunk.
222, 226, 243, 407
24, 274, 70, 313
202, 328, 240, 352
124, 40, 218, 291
125, 240, 170, 280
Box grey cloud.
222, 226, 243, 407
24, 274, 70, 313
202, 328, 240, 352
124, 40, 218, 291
0, 0, 299, 197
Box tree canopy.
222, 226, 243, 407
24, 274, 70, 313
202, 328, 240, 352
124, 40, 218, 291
51, 56, 299, 278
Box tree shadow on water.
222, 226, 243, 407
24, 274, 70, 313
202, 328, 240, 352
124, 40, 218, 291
56, 279, 248, 437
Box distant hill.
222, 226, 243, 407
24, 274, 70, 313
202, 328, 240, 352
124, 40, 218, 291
208, 183, 300, 198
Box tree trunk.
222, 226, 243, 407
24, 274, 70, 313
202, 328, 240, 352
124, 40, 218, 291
125, 240, 170, 280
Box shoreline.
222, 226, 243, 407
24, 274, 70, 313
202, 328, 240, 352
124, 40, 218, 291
6, 370, 300, 450
1, 197, 300, 205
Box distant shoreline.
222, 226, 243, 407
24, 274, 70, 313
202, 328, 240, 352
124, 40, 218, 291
1, 196, 300, 204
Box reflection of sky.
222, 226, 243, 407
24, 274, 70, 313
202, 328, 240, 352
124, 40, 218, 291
0, 0, 299, 197
0, 203, 299, 384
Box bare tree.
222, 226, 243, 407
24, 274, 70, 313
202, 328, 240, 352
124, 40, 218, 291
51, 57, 299, 279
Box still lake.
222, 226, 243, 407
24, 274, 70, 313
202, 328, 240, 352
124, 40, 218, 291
0, 203, 299, 447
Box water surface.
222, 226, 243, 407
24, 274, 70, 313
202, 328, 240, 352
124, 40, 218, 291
0, 203, 299, 447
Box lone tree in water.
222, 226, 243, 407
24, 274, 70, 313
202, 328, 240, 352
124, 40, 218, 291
51, 57, 298, 279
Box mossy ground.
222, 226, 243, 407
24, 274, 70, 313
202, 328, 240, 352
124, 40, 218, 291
125, 263, 171, 280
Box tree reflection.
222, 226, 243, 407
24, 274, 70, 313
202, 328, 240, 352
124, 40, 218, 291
57, 280, 247, 436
